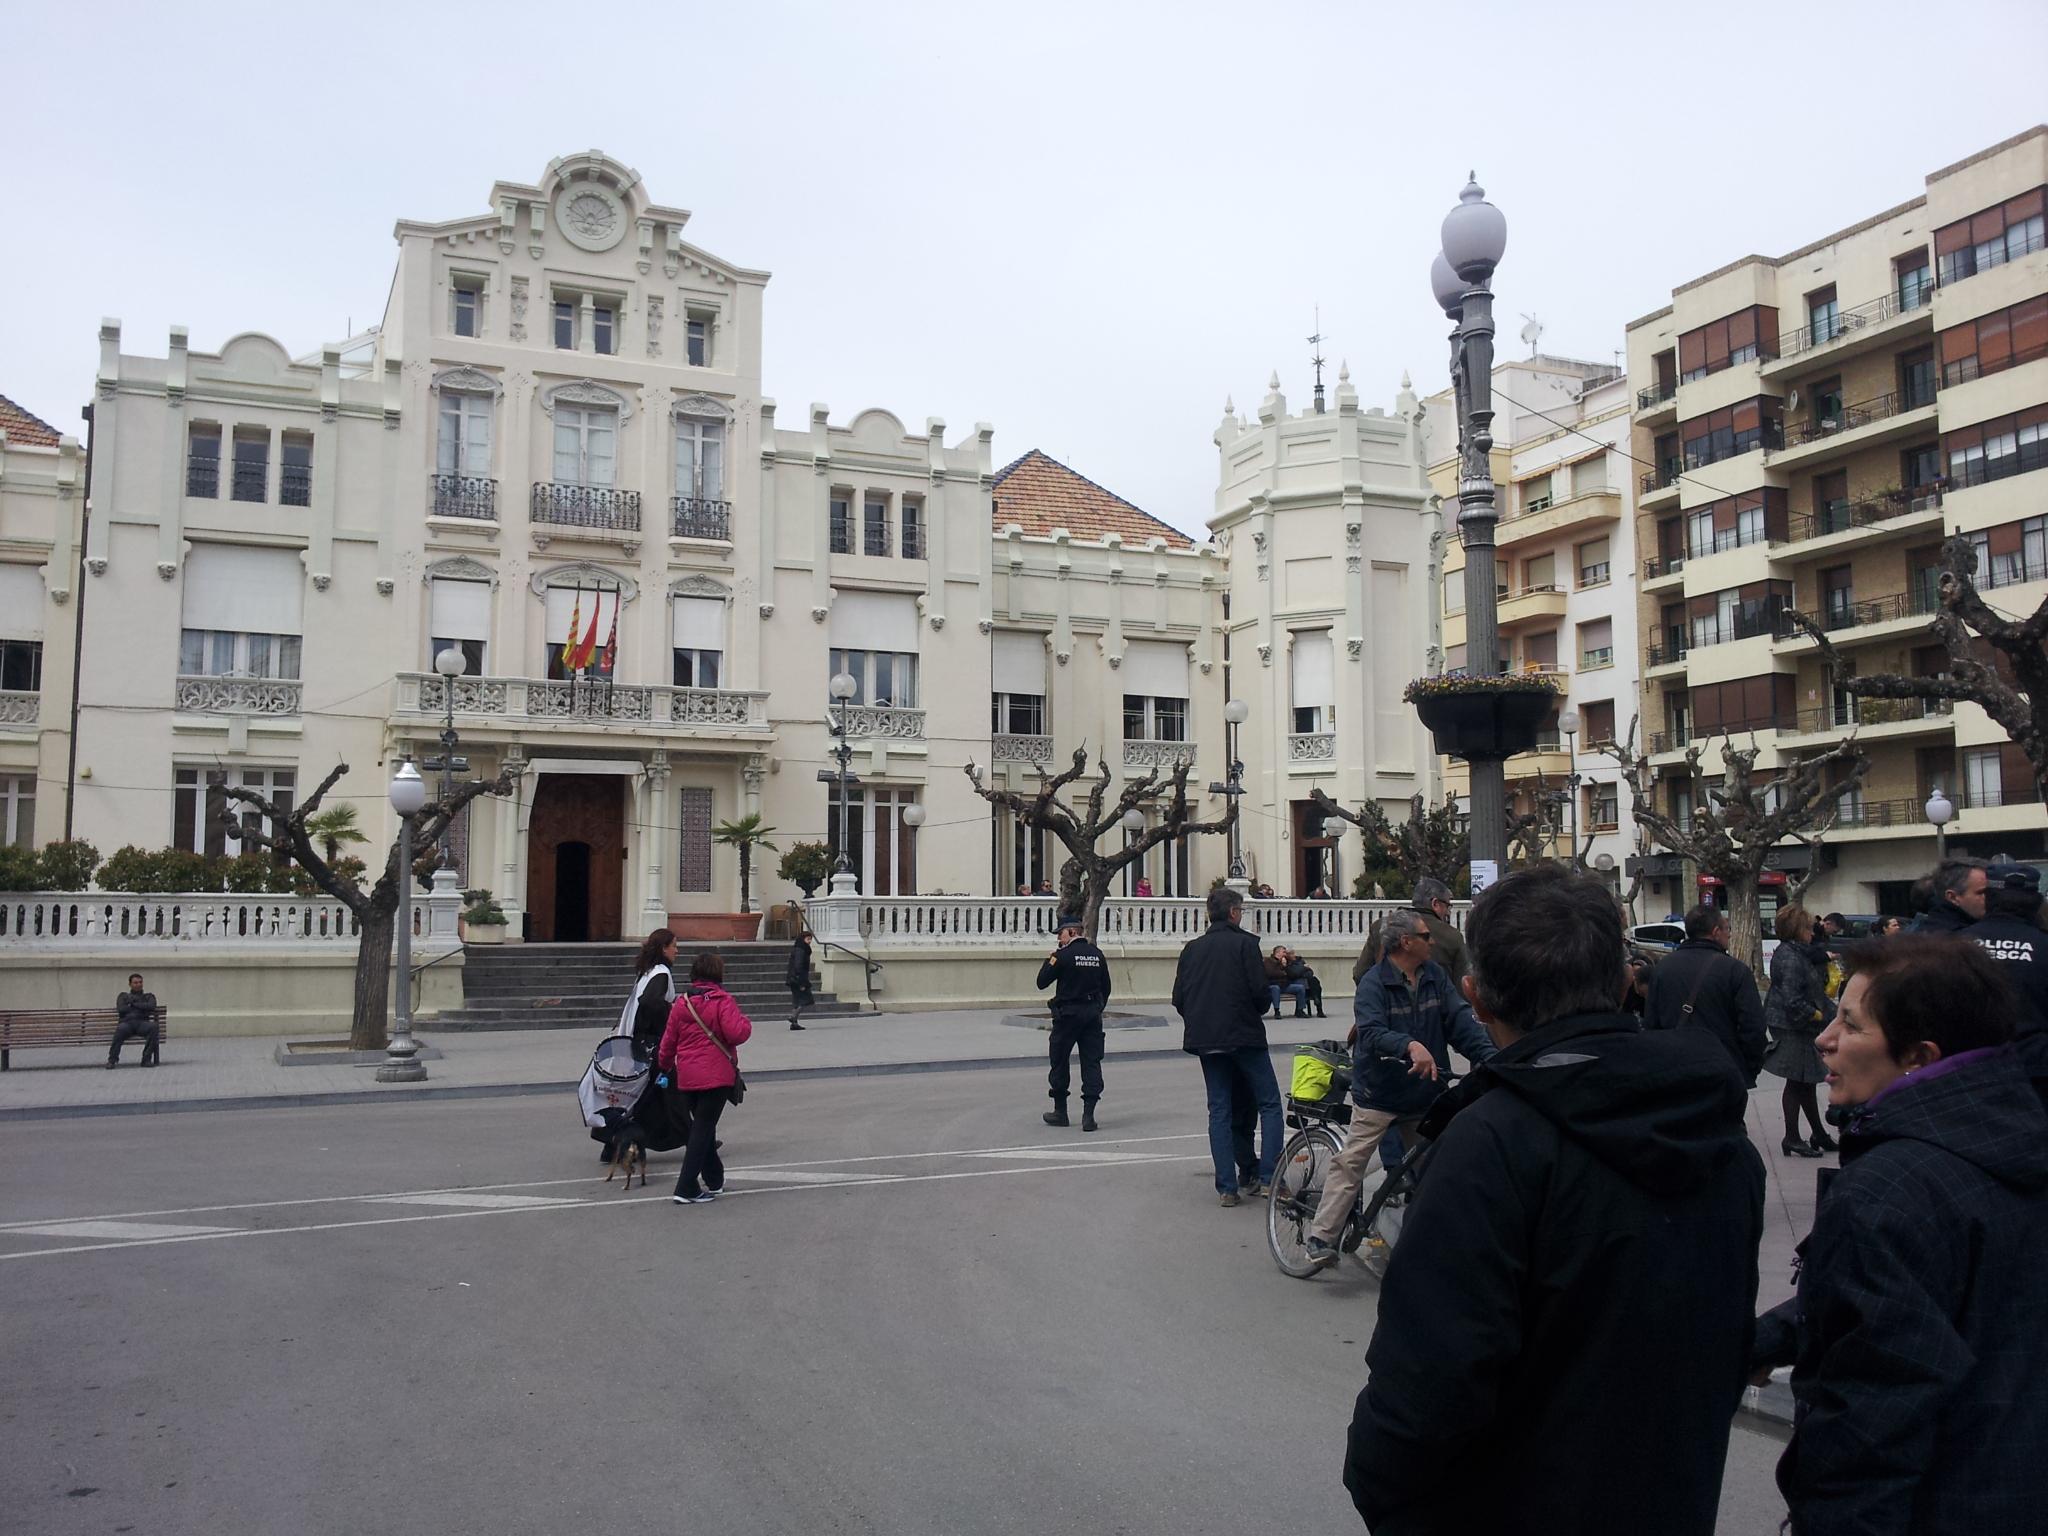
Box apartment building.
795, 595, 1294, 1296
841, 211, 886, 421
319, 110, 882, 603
0, 397, 83, 853
1626, 125, 2047, 916
1432, 357, 1644, 900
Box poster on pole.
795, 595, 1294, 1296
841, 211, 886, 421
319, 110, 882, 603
1469, 859, 1500, 895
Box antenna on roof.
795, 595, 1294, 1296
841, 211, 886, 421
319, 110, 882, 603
1308, 306, 1328, 415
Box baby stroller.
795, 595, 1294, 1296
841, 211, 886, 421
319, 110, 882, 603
578, 1034, 689, 1162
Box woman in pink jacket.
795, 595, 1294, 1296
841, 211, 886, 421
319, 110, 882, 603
657, 951, 754, 1204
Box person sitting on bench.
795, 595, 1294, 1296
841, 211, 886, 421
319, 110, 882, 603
109, 973, 160, 1068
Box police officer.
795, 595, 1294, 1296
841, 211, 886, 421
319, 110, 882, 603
1969, 864, 2048, 1032
1036, 913, 1112, 1131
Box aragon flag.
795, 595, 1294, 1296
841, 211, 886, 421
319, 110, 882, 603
600, 597, 618, 676
558, 586, 583, 671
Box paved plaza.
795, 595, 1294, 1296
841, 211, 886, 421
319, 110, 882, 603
0, 1051, 1806, 1534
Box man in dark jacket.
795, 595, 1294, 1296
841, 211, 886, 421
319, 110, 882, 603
1908, 856, 1987, 935
108, 973, 160, 1068
1036, 914, 1112, 1131
1751, 936, 2048, 1535
1173, 885, 1280, 1206
1644, 904, 1768, 1084
1305, 908, 1493, 1270
1968, 864, 2048, 1032
1353, 876, 1468, 986
1345, 863, 1764, 1536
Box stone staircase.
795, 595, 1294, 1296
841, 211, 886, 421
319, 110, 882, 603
426, 941, 863, 1033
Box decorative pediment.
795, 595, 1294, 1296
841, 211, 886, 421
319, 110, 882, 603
432, 365, 503, 400
671, 392, 734, 423
540, 378, 633, 423
669, 574, 728, 599
529, 561, 639, 602
424, 555, 500, 588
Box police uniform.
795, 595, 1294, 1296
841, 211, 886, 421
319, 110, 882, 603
1036, 924, 1113, 1127
1970, 865, 2048, 1033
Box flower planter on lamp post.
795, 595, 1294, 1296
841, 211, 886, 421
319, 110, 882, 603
1405, 674, 1561, 762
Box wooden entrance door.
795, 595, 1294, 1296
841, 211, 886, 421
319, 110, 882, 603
527, 774, 625, 942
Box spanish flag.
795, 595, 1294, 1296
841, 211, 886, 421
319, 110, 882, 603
558, 586, 583, 671
569, 590, 602, 673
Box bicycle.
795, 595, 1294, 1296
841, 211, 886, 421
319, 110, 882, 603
1267, 1075, 1458, 1280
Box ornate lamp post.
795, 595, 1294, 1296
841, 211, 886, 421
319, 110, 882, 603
900, 802, 925, 894
377, 760, 429, 1083
1433, 174, 1511, 877
429, 646, 469, 870
1558, 707, 1582, 868
1925, 783, 1954, 862
819, 671, 861, 895
1208, 697, 1252, 888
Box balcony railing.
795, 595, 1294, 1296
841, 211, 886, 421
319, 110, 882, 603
186, 454, 219, 499
1650, 725, 1691, 753
280, 463, 311, 508
1950, 437, 2048, 490
0, 690, 39, 729
1647, 640, 1688, 668
1123, 738, 1198, 770
1640, 461, 1682, 495
1638, 381, 1678, 411
842, 704, 926, 740
1964, 784, 2047, 810
1580, 561, 1611, 586
993, 733, 1054, 764
671, 495, 731, 540
1644, 554, 1686, 580
1788, 697, 1952, 736
902, 524, 926, 559
1775, 288, 1927, 359
1288, 732, 1337, 763
1784, 391, 1924, 448
1814, 587, 1940, 634
396, 673, 770, 732
176, 675, 303, 717
230, 461, 267, 502
530, 482, 642, 532
1784, 484, 1944, 543
862, 521, 890, 557
431, 473, 497, 520
1831, 797, 1928, 830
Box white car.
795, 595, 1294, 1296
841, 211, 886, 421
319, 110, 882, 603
1629, 922, 1687, 952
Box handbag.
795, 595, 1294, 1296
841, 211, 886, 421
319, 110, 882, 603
683, 994, 746, 1105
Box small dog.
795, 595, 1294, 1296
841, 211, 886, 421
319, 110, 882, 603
604, 1127, 648, 1190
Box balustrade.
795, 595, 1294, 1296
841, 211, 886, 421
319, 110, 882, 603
398, 673, 769, 732
805, 895, 1459, 952
176, 675, 304, 716
0, 893, 434, 945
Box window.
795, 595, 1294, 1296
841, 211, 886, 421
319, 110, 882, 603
0, 638, 40, 693
173, 765, 295, 857
863, 498, 890, 557
1689, 674, 1796, 736
1938, 296, 2048, 386
1969, 516, 2048, 591
0, 773, 31, 848
1570, 455, 1608, 498
437, 390, 494, 476
429, 577, 490, 676
1945, 406, 2048, 489
1578, 618, 1614, 669
827, 786, 920, 896
1443, 569, 1464, 615
1671, 782, 1694, 834
592, 305, 616, 357
1820, 565, 1855, 628
1896, 252, 1933, 312
1522, 629, 1558, 671
1590, 782, 1620, 830
1521, 472, 1552, 514
231, 427, 269, 502
178, 629, 302, 679
179, 544, 305, 681
677, 786, 714, 892
1964, 747, 2002, 809
1681, 398, 1782, 469
1934, 187, 2046, 286
901, 499, 924, 559
452, 278, 482, 338
1737, 499, 1765, 546
672, 595, 724, 689
1523, 553, 1556, 591
187, 424, 221, 498
1807, 286, 1840, 347
1444, 643, 1468, 671
1677, 305, 1778, 381
686, 317, 709, 367
992, 691, 1045, 735
992, 631, 1046, 737
280, 432, 312, 508
1904, 443, 1941, 490
1290, 629, 1334, 735
553, 301, 575, 350
544, 586, 620, 680
675, 417, 725, 501
829, 496, 853, 555
1582, 700, 1616, 746
1123, 695, 1187, 741
1899, 346, 1938, 410
551, 405, 616, 487
831, 647, 919, 708
1687, 507, 1715, 561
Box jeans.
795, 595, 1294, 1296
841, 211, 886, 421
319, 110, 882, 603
670, 1088, 729, 1198
1200, 1048, 1282, 1194
1267, 982, 1308, 1016
1048, 1012, 1105, 1103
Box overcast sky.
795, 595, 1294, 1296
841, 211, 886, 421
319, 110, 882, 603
4, 1, 2041, 537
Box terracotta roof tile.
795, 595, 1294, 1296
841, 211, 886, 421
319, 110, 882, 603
991, 450, 1194, 549
0, 394, 61, 448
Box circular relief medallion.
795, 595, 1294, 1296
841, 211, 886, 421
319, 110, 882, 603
555, 182, 625, 252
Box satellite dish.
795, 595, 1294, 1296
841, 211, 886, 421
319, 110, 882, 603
1787, 387, 1801, 411
1519, 314, 1544, 355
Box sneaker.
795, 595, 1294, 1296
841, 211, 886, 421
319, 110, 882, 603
1240, 1177, 1266, 1199
673, 1191, 716, 1204
789, 1021, 806, 1031
1218, 1191, 1241, 1208
1305, 1237, 1339, 1270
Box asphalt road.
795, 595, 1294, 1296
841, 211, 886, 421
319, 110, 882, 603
0, 1060, 1789, 1534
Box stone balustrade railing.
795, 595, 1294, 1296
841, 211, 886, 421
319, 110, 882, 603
1288, 732, 1336, 762
1122, 740, 1199, 770
806, 895, 1465, 952
992, 732, 1054, 764
0, 690, 38, 729
176, 675, 305, 717
0, 892, 444, 945
394, 673, 771, 732
840, 704, 927, 740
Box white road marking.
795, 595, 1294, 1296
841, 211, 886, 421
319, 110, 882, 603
718, 1169, 896, 1184
0, 1133, 1204, 1232
0, 1155, 1208, 1262
369, 1193, 582, 1210
9, 1219, 238, 1241
969, 1149, 1178, 1164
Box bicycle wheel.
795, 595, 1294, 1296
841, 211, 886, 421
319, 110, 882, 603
1268, 1125, 1342, 1278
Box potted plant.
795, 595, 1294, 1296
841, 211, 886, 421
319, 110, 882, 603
712, 814, 779, 915
777, 840, 834, 900
1404, 671, 1562, 761
462, 888, 509, 944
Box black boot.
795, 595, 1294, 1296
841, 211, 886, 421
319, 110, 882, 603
1042, 1102, 1069, 1127
1081, 1103, 1098, 1133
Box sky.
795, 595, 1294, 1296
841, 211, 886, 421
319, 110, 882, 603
3, 0, 2043, 538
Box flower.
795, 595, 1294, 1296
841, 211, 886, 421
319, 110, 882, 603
1402, 670, 1563, 704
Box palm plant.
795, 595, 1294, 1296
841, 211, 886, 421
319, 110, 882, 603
712, 814, 780, 913
305, 803, 370, 864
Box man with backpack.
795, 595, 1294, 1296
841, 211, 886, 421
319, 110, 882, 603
1644, 905, 1767, 1086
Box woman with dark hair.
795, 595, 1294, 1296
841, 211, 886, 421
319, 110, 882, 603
588, 929, 685, 1163
658, 950, 754, 1204
1752, 936, 2048, 1534
1875, 914, 1905, 938
786, 927, 815, 1030
1764, 904, 1835, 1157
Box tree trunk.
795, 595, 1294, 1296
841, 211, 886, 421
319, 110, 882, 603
1724, 879, 1766, 989
739, 846, 752, 913
351, 905, 396, 1052
1079, 867, 1112, 941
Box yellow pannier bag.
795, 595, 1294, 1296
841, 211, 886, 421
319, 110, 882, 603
1290, 1042, 1347, 1101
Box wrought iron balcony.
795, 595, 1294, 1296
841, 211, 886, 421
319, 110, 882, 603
1786, 698, 1952, 737
186, 454, 219, 499
671, 495, 731, 540
1784, 391, 1923, 448
862, 522, 890, 557
230, 461, 267, 502
530, 482, 641, 532
280, 464, 312, 508
431, 473, 497, 520
1784, 484, 1943, 543
1644, 554, 1686, 580
1637, 381, 1678, 411
1774, 289, 1927, 360
1646, 639, 1689, 668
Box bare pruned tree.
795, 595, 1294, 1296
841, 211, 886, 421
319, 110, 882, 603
964, 747, 1234, 937
1307, 787, 1466, 897
222, 762, 516, 1050
1601, 731, 1868, 983
1785, 532, 2046, 798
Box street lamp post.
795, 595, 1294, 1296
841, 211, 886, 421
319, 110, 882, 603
1558, 707, 1582, 869
1208, 697, 1252, 888
377, 760, 429, 1084
819, 671, 861, 896
1434, 174, 1510, 876
429, 647, 468, 869
900, 802, 925, 894
1925, 783, 1954, 862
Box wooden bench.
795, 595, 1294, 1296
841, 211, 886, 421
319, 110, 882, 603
0, 1007, 169, 1070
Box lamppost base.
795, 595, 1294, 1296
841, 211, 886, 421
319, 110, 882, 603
375, 1040, 427, 1083
828, 870, 860, 897
1225, 876, 1253, 898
